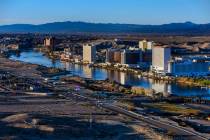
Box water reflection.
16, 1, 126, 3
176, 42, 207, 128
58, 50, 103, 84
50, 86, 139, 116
10, 51, 62, 68
151, 82, 171, 96
62, 62, 107, 80
9, 50, 210, 98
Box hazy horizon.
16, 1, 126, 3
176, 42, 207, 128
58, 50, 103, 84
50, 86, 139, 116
1, 20, 209, 26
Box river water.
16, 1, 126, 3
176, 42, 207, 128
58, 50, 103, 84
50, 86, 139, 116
9, 50, 210, 98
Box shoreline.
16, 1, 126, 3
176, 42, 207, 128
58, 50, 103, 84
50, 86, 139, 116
1, 52, 210, 103
61, 60, 210, 89
0, 54, 70, 79
32, 48, 210, 88
6, 51, 210, 91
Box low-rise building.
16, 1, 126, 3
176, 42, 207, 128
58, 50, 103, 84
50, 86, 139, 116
121, 49, 142, 66
6, 44, 19, 50
106, 48, 142, 67
168, 57, 210, 77
106, 48, 123, 64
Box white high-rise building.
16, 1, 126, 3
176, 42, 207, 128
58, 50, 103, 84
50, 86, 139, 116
147, 41, 153, 50
139, 40, 154, 51
152, 46, 171, 73
83, 44, 96, 63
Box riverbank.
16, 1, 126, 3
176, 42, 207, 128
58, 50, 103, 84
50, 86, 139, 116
0, 54, 42, 79
90, 63, 210, 89
0, 54, 69, 79
21, 48, 210, 88
63, 61, 176, 81
62, 60, 210, 89
36, 65, 70, 77
61, 76, 160, 97
176, 77, 210, 88
8, 50, 210, 97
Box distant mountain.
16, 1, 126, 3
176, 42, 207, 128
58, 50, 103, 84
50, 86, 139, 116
0, 21, 210, 35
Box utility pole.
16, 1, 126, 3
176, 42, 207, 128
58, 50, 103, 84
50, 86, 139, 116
89, 112, 92, 129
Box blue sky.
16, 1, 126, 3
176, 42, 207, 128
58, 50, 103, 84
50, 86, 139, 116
0, 0, 210, 25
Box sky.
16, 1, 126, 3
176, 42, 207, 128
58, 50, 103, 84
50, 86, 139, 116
0, 0, 210, 25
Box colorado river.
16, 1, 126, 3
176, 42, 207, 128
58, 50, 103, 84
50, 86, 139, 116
10, 50, 210, 98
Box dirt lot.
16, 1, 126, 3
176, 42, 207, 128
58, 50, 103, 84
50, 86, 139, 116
0, 55, 42, 79
0, 93, 148, 140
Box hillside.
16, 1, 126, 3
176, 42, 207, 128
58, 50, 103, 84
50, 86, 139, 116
0, 21, 210, 35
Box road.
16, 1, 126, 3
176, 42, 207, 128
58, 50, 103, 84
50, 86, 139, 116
67, 92, 209, 140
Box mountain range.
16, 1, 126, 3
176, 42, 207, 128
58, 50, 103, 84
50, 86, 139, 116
0, 21, 210, 35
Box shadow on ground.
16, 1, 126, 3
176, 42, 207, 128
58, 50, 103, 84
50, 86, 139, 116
0, 113, 144, 140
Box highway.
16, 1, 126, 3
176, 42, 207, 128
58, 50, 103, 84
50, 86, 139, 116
1, 85, 209, 140
67, 92, 209, 140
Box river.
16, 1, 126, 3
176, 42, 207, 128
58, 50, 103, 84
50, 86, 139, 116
9, 50, 210, 98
